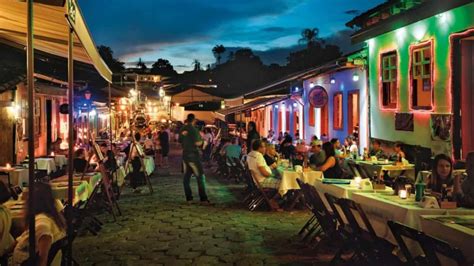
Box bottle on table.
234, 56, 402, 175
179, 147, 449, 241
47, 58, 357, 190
441, 184, 448, 201
372, 171, 379, 183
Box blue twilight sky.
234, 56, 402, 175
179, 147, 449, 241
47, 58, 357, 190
79, 0, 384, 72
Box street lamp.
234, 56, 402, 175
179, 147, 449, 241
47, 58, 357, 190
159, 87, 165, 98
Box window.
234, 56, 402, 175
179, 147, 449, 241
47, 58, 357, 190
381, 51, 398, 108
410, 43, 432, 109
333, 93, 343, 130
309, 103, 315, 126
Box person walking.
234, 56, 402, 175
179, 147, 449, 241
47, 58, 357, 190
179, 114, 210, 204
159, 125, 170, 168
246, 121, 260, 154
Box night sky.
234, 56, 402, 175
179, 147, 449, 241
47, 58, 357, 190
80, 0, 385, 72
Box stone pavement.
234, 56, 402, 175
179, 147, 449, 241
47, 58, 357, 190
73, 144, 330, 265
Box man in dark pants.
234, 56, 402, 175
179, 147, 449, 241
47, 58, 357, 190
179, 114, 210, 204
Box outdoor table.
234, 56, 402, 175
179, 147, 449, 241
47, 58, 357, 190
416, 169, 466, 183
144, 156, 155, 175
53, 154, 67, 169
51, 172, 102, 198
354, 160, 415, 180
350, 192, 474, 243
116, 166, 126, 186
50, 181, 89, 205
0, 167, 28, 186
35, 157, 57, 174
278, 168, 322, 196
314, 179, 393, 210
420, 215, 474, 264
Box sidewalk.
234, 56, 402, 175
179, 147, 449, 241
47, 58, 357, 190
73, 143, 329, 265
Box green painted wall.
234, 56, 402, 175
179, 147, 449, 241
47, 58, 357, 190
367, 3, 474, 152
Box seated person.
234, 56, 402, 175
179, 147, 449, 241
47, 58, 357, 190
247, 140, 280, 189
0, 182, 14, 258
279, 136, 296, 159
264, 144, 279, 169
99, 143, 118, 172
293, 152, 305, 167
460, 152, 474, 208
219, 138, 231, 157
369, 139, 386, 159
391, 142, 406, 162
317, 142, 344, 179
225, 138, 242, 160
73, 148, 89, 173
309, 140, 325, 169
13, 182, 66, 266
425, 154, 461, 196
347, 137, 358, 157
330, 138, 346, 160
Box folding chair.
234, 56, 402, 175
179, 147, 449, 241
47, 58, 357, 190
302, 185, 339, 248
423, 233, 466, 266
338, 198, 396, 264
387, 220, 430, 265
295, 179, 321, 241
248, 170, 281, 211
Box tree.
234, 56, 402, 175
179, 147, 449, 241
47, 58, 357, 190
151, 58, 177, 76
192, 59, 201, 71
97, 45, 124, 73
212, 44, 226, 65
136, 58, 147, 70
298, 28, 323, 49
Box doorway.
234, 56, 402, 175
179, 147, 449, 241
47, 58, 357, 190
46, 99, 52, 155
452, 30, 474, 160
348, 91, 360, 138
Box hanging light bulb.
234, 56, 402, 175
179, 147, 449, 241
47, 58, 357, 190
330, 78, 336, 84
353, 73, 360, 82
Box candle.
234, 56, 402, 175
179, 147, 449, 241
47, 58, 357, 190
354, 176, 362, 188
5, 163, 11, 169
399, 189, 407, 199
384, 159, 389, 164
51, 151, 55, 156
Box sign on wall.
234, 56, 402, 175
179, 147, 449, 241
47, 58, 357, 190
308, 86, 328, 108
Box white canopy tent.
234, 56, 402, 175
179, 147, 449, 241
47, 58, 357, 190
0, 0, 112, 82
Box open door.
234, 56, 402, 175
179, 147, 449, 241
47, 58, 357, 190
452, 31, 474, 160
348, 91, 360, 138
46, 99, 52, 155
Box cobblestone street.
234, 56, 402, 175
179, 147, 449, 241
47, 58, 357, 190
73, 144, 328, 265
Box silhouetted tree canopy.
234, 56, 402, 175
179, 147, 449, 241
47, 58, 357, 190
97, 45, 125, 73
151, 58, 177, 76
212, 44, 226, 65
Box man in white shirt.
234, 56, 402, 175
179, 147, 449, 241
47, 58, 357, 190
247, 139, 280, 189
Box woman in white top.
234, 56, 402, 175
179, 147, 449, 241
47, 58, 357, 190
13, 182, 66, 266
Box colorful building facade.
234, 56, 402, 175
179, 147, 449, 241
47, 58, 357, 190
348, 0, 474, 159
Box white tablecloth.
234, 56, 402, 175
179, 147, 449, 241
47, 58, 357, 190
420, 215, 474, 264
0, 168, 29, 186
35, 158, 56, 174
144, 156, 155, 176
351, 192, 474, 243
54, 155, 67, 168
356, 161, 416, 180
278, 170, 323, 196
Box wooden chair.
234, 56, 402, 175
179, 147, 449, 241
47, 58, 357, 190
387, 220, 430, 265
295, 178, 321, 241
422, 232, 466, 266
249, 170, 281, 211
338, 198, 396, 264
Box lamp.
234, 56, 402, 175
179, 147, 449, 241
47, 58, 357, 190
310, 82, 315, 88
330, 78, 336, 84
159, 88, 165, 98
353, 73, 360, 82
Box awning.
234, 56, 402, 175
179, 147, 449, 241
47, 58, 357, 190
215, 95, 289, 121
0, 0, 112, 82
